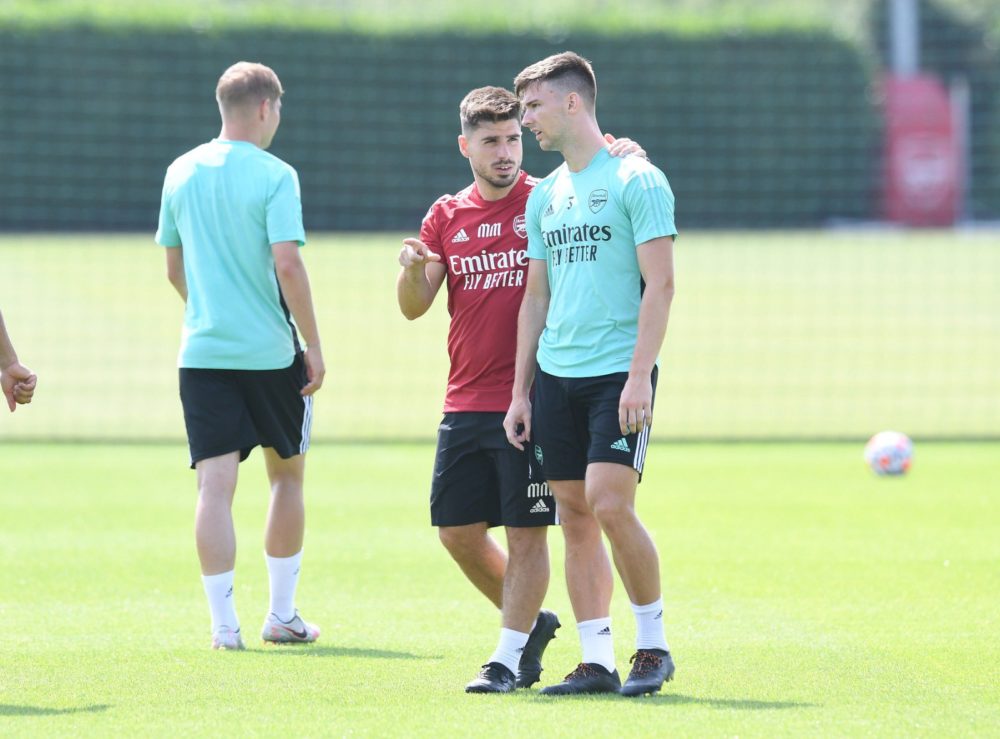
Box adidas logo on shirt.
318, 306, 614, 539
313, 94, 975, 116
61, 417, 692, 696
451, 228, 470, 243
529, 499, 550, 514
543, 203, 555, 217
611, 437, 631, 453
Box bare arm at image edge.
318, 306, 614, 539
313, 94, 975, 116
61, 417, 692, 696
0, 309, 37, 412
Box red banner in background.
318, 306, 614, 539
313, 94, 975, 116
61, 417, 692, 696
883, 75, 960, 226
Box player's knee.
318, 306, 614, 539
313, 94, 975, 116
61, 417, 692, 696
557, 507, 603, 545
197, 481, 236, 504
505, 527, 548, 558
589, 493, 635, 533
438, 526, 480, 557
551, 489, 589, 520
269, 477, 303, 498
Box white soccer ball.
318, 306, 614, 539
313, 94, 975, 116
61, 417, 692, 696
864, 431, 913, 476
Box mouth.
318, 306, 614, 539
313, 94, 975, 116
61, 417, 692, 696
494, 162, 516, 175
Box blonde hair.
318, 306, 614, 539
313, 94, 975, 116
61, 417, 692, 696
216, 62, 283, 112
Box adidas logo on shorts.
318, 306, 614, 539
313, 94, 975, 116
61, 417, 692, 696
611, 437, 631, 453
529, 499, 550, 514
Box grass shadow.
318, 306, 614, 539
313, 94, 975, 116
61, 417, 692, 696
646, 693, 816, 709
1, 704, 111, 717
260, 645, 438, 660
525, 692, 816, 709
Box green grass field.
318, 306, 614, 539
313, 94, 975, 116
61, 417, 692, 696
1, 231, 998, 443
1, 441, 998, 736
2, 230, 998, 734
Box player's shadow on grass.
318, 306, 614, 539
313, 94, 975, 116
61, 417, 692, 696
528, 693, 814, 709
655, 694, 815, 709
631, 693, 816, 711
1, 704, 111, 717
262, 645, 438, 660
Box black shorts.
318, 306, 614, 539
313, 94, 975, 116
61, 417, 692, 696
430, 412, 555, 528
532, 366, 657, 481
179, 353, 313, 468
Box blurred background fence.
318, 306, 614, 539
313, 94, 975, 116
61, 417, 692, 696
1, 29, 883, 230
0, 0, 998, 443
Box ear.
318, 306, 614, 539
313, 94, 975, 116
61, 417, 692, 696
458, 134, 470, 160
566, 91, 580, 114
258, 98, 271, 121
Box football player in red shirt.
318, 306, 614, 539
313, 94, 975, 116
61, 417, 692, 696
396, 86, 643, 693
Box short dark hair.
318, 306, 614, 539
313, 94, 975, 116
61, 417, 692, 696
459, 86, 521, 133
513, 51, 597, 106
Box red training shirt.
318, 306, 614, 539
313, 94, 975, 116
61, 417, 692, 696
420, 170, 539, 413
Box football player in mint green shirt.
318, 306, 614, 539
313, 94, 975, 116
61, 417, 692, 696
156, 62, 324, 652
505, 51, 677, 697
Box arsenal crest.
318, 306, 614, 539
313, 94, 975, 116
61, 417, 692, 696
588, 189, 608, 213
513, 214, 527, 238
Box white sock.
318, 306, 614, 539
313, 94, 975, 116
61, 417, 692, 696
202, 570, 239, 633
577, 617, 616, 673
631, 598, 670, 652
488, 627, 530, 675
266, 550, 302, 622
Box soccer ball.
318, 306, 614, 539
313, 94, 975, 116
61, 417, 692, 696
864, 431, 913, 476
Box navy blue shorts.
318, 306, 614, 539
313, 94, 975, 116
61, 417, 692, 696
532, 366, 657, 482
178, 353, 313, 468
430, 412, 555, 528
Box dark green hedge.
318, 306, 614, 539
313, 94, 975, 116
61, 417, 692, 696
0, 29, 879, 230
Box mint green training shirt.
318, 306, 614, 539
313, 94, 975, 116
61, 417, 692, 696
155, 139, 306, 370
525, 148, 677, 377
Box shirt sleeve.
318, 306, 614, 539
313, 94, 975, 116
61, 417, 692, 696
525, 188, 547, 260
154, 174, 181, 247
622, 162, 677, 247
419, 202, 442, 256
267, 166, 307, 246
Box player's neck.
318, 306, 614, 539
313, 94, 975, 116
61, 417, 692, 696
217, 124, 263, 148
561, 122, 606, 173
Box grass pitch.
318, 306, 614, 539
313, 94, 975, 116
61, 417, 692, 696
1, 441, 997, 736
1, 231, 998, 443
1, 229, 997, 734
